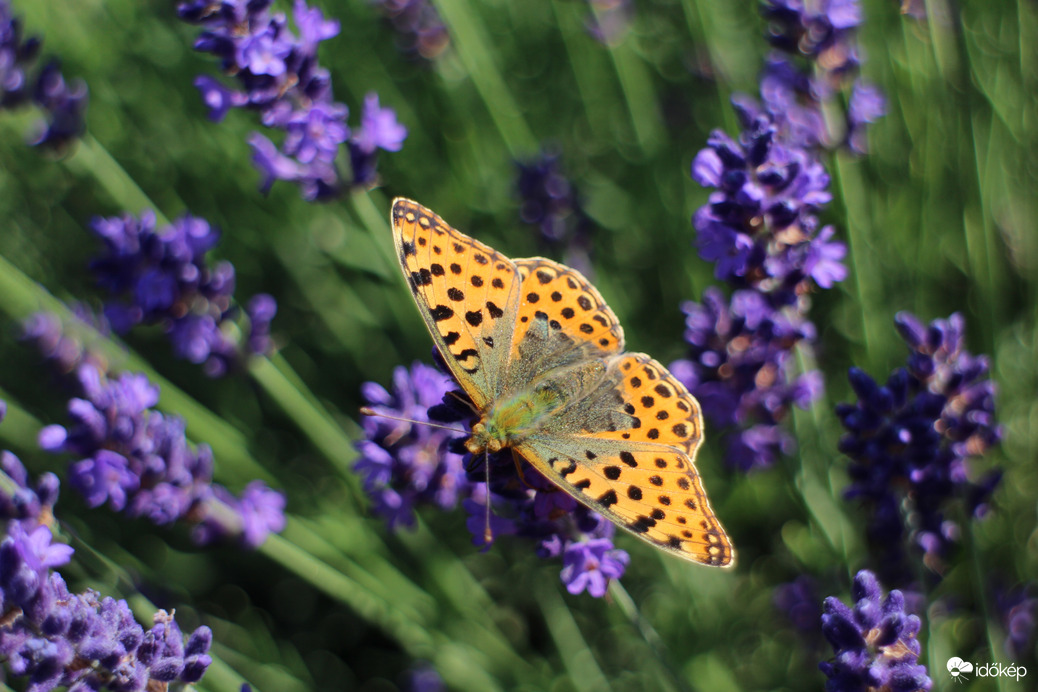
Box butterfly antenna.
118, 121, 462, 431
483, 450, 494, 547
359, 407, 468, 434
446, 389, 478, 414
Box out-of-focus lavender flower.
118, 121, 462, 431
691, 101, 842, 301
899, 0, 927, 20
355, 362, 471, 530
585, 0, 633, 45
178, 0, 407, 199
22, 305, 111, 379
758, 0, 885, 153
670, 287, 822, 471
775, 575, 823, 635
403, 662, 445, 692
836, 313, 1002, 580
762, 0, 862, 80
88, 210, 275, 377
372, 0, 450, 60
0, 400, 213, 691
349, 93, 409, 187
516, 150, 594, 277
996, 585, 1037, 661
820, 570, 932, 691
559, 535, 629, 597
39, 363, 285, 549
0, 1, 87, 150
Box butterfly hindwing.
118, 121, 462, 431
517, 437, 732, 566
392, 199, 521, 408
517, 352, 732, 566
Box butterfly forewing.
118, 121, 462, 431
391, 199, 521, 408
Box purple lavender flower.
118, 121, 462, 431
88, 210, 275, 376
836, 313, 1002, 579
349, 92, 409, 186
0, 1, 87, 150
355, 362, 472, 530
691, 100, 841, 298
371, 0, 450, 60
670, 287, 823, 471
0, 402, 213, 691
39, 364, 285, 549
178, 0, 407, 199
559, 535, 629, 597
516, 150, 594, 276
757, 0, 885, 153
762, 0, 862, 79
820, 570, 932, 691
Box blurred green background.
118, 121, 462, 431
0, 0, 1035, 690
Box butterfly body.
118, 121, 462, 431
391, 198, 734, 567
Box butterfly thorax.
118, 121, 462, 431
465, 387, 561, 454
465, 359, 608, 455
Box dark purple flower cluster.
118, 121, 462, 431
0, 0, 87, 150
356, 362, 628, 597
760, 0, 885, 153
670, 287, 822, 471
39, 363, 285, 549
836, 312, 1002, 578
89, 210, 275, 377
0, 402, 213, 691
820, 570, 932, 691
371, 0, 450, 60
691, 100, 845, 298
178, 0, 407, 200
516, 151, 593, 277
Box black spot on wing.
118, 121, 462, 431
430, 305, 453, 321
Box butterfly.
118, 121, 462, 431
391, 198, 734, 566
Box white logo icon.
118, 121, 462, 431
947, 657, 973, 683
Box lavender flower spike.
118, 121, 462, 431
40, 363, 286, 549
0, 0, 88, 150
178, 0, 408, 199
820, 570, 932, 691
89, 210, 276, 377
836, 312, 1001, 579
0, 400, 214, 691
355, 362, 471, 530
